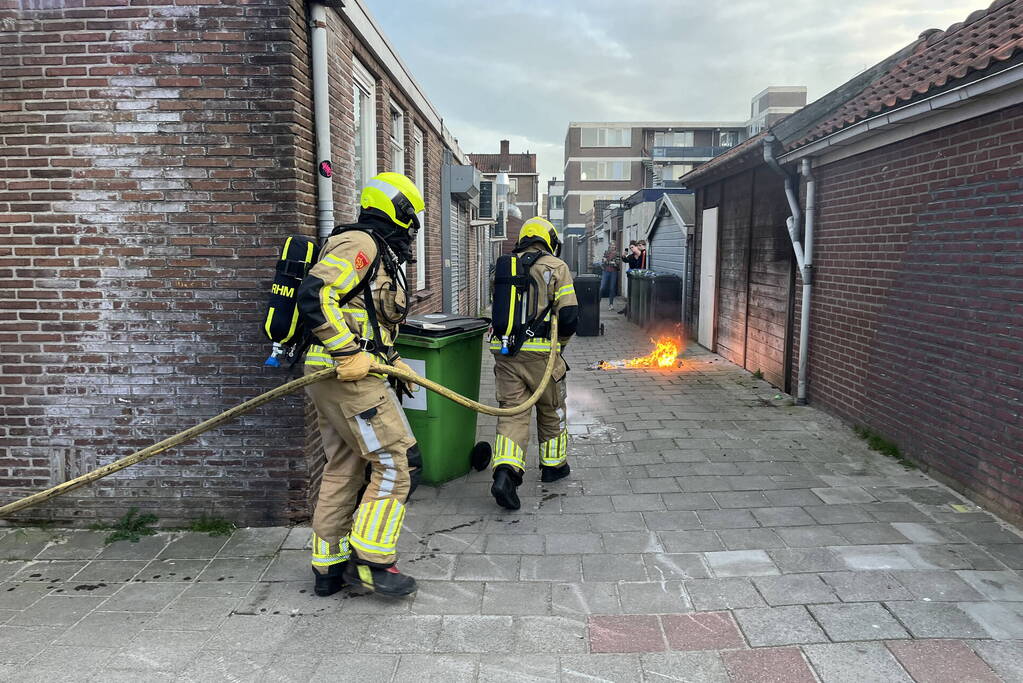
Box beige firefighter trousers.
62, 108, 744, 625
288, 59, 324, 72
492, 353, 569, 472
305, 369, 416, 571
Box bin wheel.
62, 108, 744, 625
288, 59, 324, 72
600, 323, 605, 336
470, 441, 492, 472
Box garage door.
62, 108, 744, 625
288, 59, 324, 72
448, 199, 468, 315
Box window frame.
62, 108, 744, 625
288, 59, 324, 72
413, 125, 425, 291
389, 99, 405, 174
579, 160, 631, 181
579, 127, 631, 148
352, 59, 376, 194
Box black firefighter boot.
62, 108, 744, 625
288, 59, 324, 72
343, 560, 417, 598
491, 465, 522, 510
540, 462, 571, 483
312, 563, 347, 597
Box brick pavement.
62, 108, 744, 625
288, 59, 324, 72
0, 313, 1021, 681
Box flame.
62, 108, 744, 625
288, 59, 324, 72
600, 336, 681, 370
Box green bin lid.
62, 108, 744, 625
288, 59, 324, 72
400, 313, 489, 338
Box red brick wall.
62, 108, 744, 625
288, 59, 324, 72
0, 0, 316, 526
793, 107, 1023, 522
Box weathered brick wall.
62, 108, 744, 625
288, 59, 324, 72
793, 107, 1023, 522
0, 0, 316, 526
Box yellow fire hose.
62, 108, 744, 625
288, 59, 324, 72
0, 319, 559, 518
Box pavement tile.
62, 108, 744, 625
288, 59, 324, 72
54, 611, 151, 647
179, 648, 274, 681
560, 654, 643, 682
195, 557, 272, 583
697, 509, 758, 529
481, 581, 550, 615
435, 615, 513, 653
948, 523, 1022, 545
662, 611, 744, 651
717, 528, 787, 551
733, 605, 827, 647
803, 642, 912, 683
704, 550, 778, 577
157, 532, 229, 559
831, 545, 914, 571
520, 555, 582, 582
544, 533, 603, 555
0, 582, 55, 610
95, 582, 186, 612
588, 614, 665, 653
34, 531, 106, 561
812, 487, 876, 504
644, 553, 711, 581
640, 651, 730, 682
217, 527, 289, 558
611, 494, 666, 512
485, 534, 545, 555
774, 526, 848, 548
767, 548, 846, 573
658, 531, 725, 553
514, 615, 587, 653
146, 596, 239, 631
586, 512, 647, 532
764, 489, 824, 507
602, 531, 664, 554
889, 522, 966, 544
712, 491, 770, 509
107, 629, 212, 672
957, 601, 1023, 639
662, 492, 719, 511
0, 625, 64, 665
897, 543, 1005, 571
889, 571, 986, 601
983, 543, 1023, 569
68, 560, 147, 585
809, 602, 909, 641
955, 569, 1023, 601
95, 536, 169, 561
552, 582, 621, 616
0, 530, 54, 561
11, 560, 88, 584
884, 601, 989, 638
752, 574, 839, 606
9, 595, 105, 627
805, 505, 873, 525
750, 507, 816, 527
360, 615, 441, 653
971, 641, 1023, 681
453, 554, 521, 581
477, 654, 559, 682
888, 639, 1000, 683
618, 581, 691, 614
582, 553, 647, 581
133, 558, 208, 583
819, 571, 913, 602
686, 577, 765, 610
642, 510, 703, 531
863, 502, 933, 523
722, 647, 816, 683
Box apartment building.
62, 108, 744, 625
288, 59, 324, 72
467, 140, 540, 255
747, 86, 808, 134
544, 178, 565, 232
563, 121, 746, 230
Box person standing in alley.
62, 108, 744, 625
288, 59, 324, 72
600, 244, 621, 310
488, 217, 578, 510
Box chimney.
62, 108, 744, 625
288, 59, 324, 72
498, 139, 510, 172
500, 139, 510, 156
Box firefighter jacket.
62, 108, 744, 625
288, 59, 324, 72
297, 226, 406, 368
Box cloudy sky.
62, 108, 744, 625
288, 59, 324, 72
364, 0, 981, 183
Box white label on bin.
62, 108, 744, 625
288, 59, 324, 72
401, 357, 428, 412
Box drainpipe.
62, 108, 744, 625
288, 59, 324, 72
764, 135, 812, 405
310, 3, 334, 241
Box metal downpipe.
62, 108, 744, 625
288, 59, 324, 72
310, 3, 335, 241
763, 135, 811, 405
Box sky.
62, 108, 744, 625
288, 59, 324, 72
363, 0, 982, 186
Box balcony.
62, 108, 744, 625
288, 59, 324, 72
650, 146, 732, 160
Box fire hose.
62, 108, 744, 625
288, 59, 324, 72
0, 319, 559, 519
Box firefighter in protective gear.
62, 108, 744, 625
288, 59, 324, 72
490, 217, 578, 510
296, 172, 425, 598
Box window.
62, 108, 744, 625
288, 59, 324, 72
654, 131, 694, 147
580, 161, 631, 181
578, 194, 616, 213
352, 59, 376, 194
508, 177, 518, 195
478, 180, 494, 218
580, 127, 631, 147
549, 195, 563, 210
719, 131, 740, 147
389, 101, 404, 174
657, 163, 694, 181
413, 126, 425, 290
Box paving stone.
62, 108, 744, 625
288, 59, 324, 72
544, 533, 603, 555
820, 571, 913, 602
405, 552, 456, 580
679, 476, 733, 492
586, 512, 647, 533
957, 601, 1023, 639
195, 557, 271, 583
805, 505, 873, 525
108, 629, 212, 671
767, 548, 846, 573
22, 643, 118, 677
0, 625, 64, 665
811, 487, 876, 504
157, 533, 229, 559
0, 530, 55, 561
685, 578, 766, 610
888, 571, 986, 601
179, 648, 275, 681
885, 601, 989, 638
69, 560, 147, 585
764, 489, 824, 507
956, 569, 1023, 601
133, 558, 208, 583
9, 595, 105, 627
733, 605, 827, 646
611, 494, 666, 512
477, 654, 559, 682
662, 492, 719, 511
179, 581, 253, 599
722, 647, 817, 683
803, 642, 912, 683
203, 613, 297, 652
862, 502, 933, 522
752, 574, 838, 606
897, 543, 1005, 571
217, 527, 289, 558
453, 554, 520, 581
360, 615, 441, 653
582, 553, 647, 581
644, 553, 711, 581
889, 522, 966, 544
588, 615, 665, 653
514, 616, 587, 653
560, 496, 614, 514
435, 615, 513, 653
697, 509, 758, 529
95, 582, 186, 612
618, 581, 691, 614
971, 641, 1023, 682
34, 531, 106, 561
520, 555, 582, 582
950, 523, 1023, 545
602, 531, 664, 554
394, 654, 475, 682
704, 550, 778, 577
54, 611, 151, 647
11, 560, 89, 584
641, 510, 703, 531
281, 526, 311, 551
888, 639, 1000, 683
831, 545, 914, 571
95, 536, 169, 561
750, 507, 815, 528
983, 543, 1023, 569
640, 651, 730, 683
810, 602, 909, 641
658, 531, 724, 553
773, 526, 847, 548
630, 478, 682, 494
146, 596, 239, 631
662, 611, 745, 651
560, 654, 643, 682
482, 581, 550, 615
717, 528, 786, 551
831, 523, 910, 545
552, 582, 621, 616
712, 491, 770, 509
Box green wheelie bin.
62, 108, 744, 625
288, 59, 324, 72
395, 313, 490, 485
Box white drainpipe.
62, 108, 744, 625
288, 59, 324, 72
764, 135, 813, 405
310, 3, 334, 241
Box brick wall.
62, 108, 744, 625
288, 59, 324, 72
793, 107, 1023, 523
